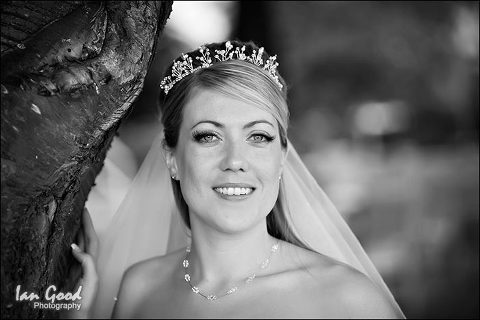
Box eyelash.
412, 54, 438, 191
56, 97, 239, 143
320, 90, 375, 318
192, 130, 219, 143
250, 133, 275, 143
192, 130, 275, 144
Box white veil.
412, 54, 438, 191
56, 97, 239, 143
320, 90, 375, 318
90, 129, 405, 318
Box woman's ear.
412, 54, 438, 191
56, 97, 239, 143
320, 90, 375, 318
162, 140, 178, 179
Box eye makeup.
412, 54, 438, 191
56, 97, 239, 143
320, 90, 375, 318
192, 130, 220, 143
191, 129, 276, 145
248, 132, 275, 143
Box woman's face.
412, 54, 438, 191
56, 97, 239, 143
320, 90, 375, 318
167, 87, 286, 235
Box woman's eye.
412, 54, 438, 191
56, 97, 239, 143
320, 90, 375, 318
193, 132, 219, 143
201, 135, 217, 143
249, 134, 274, 143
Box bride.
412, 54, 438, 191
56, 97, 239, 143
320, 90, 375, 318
70, 40, 405, 318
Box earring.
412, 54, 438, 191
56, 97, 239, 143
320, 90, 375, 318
171, 173, 176, 180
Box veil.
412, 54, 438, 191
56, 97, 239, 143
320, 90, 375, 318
90, 128, 405, 318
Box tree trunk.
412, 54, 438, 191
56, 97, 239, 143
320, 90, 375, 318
0, 1, 173, 318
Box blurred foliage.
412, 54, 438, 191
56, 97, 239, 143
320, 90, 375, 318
263, 1, 478, 152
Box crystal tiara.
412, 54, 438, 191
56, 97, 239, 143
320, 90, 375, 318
160, 41, 283, 95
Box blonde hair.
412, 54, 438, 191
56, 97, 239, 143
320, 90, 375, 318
160, 41, 308, 250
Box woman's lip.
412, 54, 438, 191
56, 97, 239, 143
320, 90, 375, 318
213, 187, 255, 200
212, 183, 255, 189
212, 183, 256, 198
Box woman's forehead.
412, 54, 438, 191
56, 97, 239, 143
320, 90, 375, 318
182, 88, 277, 126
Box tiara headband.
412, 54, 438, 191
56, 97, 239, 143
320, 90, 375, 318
160, 41, 283, 95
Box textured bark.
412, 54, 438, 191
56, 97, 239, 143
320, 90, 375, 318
0, 1, 173, 318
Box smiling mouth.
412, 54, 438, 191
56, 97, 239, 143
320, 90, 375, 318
213, 187, 254, 196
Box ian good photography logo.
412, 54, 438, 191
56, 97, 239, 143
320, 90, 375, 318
15, 284, 83, 311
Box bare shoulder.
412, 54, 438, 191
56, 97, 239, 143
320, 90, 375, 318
111, 247, 186, 318
279, 242, 403, 318
328, 263, 402, 318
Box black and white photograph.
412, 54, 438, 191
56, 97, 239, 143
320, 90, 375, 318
1, 1, 478, 319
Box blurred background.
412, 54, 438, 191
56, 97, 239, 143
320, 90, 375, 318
92, 2, 479, 318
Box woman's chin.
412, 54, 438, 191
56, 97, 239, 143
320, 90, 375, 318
201, 209, 265, 235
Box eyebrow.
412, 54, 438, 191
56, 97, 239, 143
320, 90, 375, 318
191, 120, 274, 130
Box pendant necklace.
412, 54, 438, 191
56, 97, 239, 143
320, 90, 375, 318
182, 241, 280, 301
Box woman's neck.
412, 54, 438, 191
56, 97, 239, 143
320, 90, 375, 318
187, 216, 277, 291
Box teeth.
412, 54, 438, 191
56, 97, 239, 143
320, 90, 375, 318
214, 187, 253, 195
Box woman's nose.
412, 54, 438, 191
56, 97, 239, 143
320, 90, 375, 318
221, 141, 248, 172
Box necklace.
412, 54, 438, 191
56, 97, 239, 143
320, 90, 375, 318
182, 241, 280, 301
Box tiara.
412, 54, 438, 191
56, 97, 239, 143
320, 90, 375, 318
160, 41, 283, 95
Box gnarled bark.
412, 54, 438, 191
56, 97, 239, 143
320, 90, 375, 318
1, 1, 173, 318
